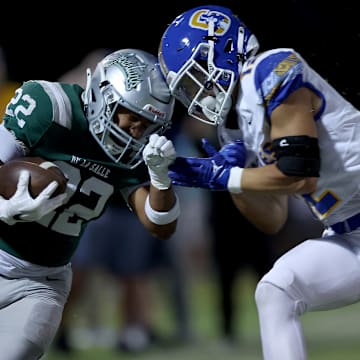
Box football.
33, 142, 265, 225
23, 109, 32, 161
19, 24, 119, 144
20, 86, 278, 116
0, 157, 68, 199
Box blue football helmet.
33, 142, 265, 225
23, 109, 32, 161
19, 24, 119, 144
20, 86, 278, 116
159, 5, 259, 126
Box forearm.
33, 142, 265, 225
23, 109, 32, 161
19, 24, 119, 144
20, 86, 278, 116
228, 164, 316, 234
234, 164, 317, 194
230, 191, 288, 234
148, 184, 177, 211
131, 186, 179, 240
140, 133, 180, 239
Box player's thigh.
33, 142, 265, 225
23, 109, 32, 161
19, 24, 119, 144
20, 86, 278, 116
0, 296, 63, 359
260, 235, 360, 311
0, 270, 71, 358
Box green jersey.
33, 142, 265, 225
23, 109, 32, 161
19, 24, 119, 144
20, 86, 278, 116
1, 80, 150, 266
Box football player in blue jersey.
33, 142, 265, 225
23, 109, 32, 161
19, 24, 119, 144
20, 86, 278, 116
158, 5, 360, 359
0, 48, 179, 359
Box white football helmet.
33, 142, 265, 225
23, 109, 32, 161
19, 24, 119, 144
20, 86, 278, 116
83, 49, 174, 169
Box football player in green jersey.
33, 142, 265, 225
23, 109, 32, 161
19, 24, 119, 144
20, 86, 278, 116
0, 48, 179, 359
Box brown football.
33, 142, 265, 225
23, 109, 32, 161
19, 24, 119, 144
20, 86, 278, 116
0, 157, 68, 199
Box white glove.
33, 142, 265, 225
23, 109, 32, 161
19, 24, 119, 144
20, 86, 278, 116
0, 170, 67, 225
142, 134, 176, 190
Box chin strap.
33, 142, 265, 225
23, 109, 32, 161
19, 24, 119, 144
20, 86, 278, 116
206, 17, 216, 75
82, 67, 92, 110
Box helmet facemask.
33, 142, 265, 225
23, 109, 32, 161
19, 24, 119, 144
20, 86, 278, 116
167, 35, 235, 126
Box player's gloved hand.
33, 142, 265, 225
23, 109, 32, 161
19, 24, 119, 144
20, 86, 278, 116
142, 133, 177, 190
168, 138, 246, 190
202, 138, 247, 167
0, 170, 67, 225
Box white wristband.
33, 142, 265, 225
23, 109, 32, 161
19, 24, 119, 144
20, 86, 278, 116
145, 193, 180, 225
227, 167, 243, 194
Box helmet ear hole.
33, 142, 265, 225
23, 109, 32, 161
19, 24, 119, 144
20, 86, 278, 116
91, 90, 96, 102
99, 80, 110, 88
224, 39, 234, 53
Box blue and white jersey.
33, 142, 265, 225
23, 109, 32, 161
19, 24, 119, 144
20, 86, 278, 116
218, 48, 360, 226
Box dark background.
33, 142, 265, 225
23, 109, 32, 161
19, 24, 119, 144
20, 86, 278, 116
1, 0, 359, 104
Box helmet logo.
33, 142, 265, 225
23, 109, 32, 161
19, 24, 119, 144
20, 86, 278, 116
104, 53, 146, 91
189, 9, 231, 36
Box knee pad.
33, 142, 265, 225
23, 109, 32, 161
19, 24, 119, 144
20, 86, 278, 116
255, 281, 286, 309
255, 281, 306, 316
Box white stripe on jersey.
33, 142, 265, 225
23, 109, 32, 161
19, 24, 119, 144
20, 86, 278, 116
38, 81, 73, 129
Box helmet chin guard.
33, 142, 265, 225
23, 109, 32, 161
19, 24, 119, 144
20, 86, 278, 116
159, 5, 259, 126
84, 49, 175, 169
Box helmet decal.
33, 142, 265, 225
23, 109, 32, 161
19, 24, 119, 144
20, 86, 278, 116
104, 53, 146, 91
144, 104, 166, 119
189, 9, 231, 36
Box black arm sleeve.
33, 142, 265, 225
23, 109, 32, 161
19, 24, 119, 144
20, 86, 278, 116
272, 136, 320, 177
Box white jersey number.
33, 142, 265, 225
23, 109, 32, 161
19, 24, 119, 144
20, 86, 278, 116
37, 161, 114, 236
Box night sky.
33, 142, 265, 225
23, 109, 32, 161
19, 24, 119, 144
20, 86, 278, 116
1, 0, 359, 104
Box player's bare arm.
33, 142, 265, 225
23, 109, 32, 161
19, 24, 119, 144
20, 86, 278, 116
226, 87, 320, 233
127, 133, 180, 240
231, 191, 288, 234
128, 185, 178, 240
240, 87, 320, 194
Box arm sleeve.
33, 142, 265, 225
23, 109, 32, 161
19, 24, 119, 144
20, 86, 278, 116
0, 123, 27, 162
120, 181, 150, 205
